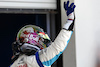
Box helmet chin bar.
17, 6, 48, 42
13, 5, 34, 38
20, 43, 40, 55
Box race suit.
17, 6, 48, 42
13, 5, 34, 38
10, 30, 72, 67
10, 12, 74, 67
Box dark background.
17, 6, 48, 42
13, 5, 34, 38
0, 14, 46, 67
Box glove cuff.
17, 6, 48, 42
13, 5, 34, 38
68, 12, 74, 20
63, 20, 74, 31
63, 15, 75, 31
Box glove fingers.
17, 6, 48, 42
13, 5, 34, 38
72, 5, 76, 10
64, 1, 69, 10
70, 3, 74, 8
64, 2, 66, 9
66, 1, 69, 7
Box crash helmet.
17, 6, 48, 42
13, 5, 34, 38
16, 25, 51, 51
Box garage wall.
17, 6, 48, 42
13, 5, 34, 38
75, 0, 100, 67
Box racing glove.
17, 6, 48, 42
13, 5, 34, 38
63, 0, 76, 31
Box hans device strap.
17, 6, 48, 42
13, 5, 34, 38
35, 52, 44, 67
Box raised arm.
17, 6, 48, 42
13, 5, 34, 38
38, 1, 76, 66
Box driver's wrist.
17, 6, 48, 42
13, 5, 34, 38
68, 12, 74, 20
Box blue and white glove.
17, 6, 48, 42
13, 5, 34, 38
63, 1, 76, 31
